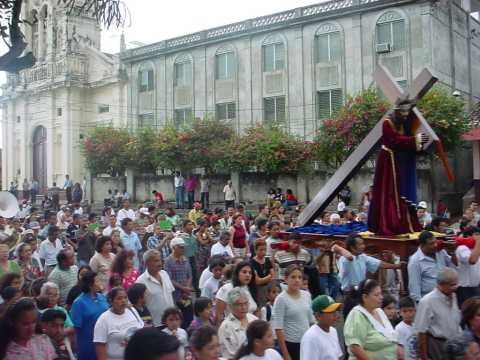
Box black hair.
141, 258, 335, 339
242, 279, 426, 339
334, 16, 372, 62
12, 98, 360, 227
398, 296, 416, 309
47, 225, 59, 236
107, 287, 127, 303
255, 218, 268, 229
267, 220, 281, 230
190, 326, 217, 351
1, 286, 20, 302
0, 273, 22, 293
127, 283, 147, 305
197, 218, 206, 227
0, 298, 38, 358
72, 213, 81, 221
121, 217, 133, 229
182, 219, 193, 228
430, 216, 446, 229
209, 257, 226, 271
343, 279, 380, 318
56, 249, 71, 271
29, 278, 47, 298
266, 281, 281, 293
193, 297, 212, 317
88, 213, 97, 222
95, 236, 111, 253
41, 308, 66, 323
125, 328, 180, 360
418, 231, 434, 246
77, 265, 92, 281
345, 233, 361, 251
79, 271, 97, 293
382, 294, 397, 309
232, 261, 257, 301
234, 320, 271, 360
161, 306, 183, 325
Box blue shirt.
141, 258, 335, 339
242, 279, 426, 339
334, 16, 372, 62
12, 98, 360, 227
338, 253, 381, 291
71, 292, 109, 360
407, 248, 453, 302
120, 229, 142, 268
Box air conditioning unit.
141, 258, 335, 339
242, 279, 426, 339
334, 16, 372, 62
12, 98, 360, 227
376, 43, 392, 54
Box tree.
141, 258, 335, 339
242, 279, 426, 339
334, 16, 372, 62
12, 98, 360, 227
0, 0, 125, 72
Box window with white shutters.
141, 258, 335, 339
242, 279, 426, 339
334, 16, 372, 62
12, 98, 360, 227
138, 113, 154, 128
216, 52, 235, 80
376, 19, 406, 51
139, 69, 154, 92
317, 89, 343, 119
216, 102, 236, 121
316, 31, 341, 63
264, 96, 286, 124
175, 62, 192, 87
263, 43, 285, 72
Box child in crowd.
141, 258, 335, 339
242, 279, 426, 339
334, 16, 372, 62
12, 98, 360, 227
210, 231, 234, 259
201, 257, 226, 300
161, 307, 189, 360
127, 283, 152, 327
315, 238, 339, 299
0, 286, 21, 315
41, 309, 75, 360
382, 294, 400, 327
261, 281, 281, 341
188, 297, 214, 333
395, 296, 416, 360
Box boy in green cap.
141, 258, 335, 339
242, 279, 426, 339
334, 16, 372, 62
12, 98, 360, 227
299, 295, 343, 360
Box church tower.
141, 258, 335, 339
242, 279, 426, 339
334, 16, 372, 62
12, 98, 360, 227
1, 0, 126, 192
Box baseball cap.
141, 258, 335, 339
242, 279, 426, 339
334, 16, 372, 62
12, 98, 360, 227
418, 201, 427, 209
170, 237, 185, 248
28, 221, 40, 230
312, 295, 341, 313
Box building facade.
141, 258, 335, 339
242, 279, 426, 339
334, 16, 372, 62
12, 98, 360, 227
1, 0, 480, 191
0, 0, 127, 191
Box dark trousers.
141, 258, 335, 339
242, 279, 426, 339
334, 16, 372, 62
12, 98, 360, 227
188, 256, 199, 293
457, 286, 480, 307
225, 200, 235, 210
66, 187, 72, 203
201, 192, 209, 209
285, 341, 300, 360
187, 191, 195, 209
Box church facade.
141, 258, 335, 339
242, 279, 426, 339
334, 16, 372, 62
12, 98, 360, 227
1, 0, 479, 191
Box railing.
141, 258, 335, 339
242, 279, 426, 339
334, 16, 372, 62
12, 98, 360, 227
122, 0, 385, 59
14, 54, 88, 87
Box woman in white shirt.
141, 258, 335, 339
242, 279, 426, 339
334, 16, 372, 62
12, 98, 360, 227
234, 320, 282, 360
94, 287, 144, 360
216, 261, 259, 326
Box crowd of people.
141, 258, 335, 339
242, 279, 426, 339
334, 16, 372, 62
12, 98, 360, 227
0, 182, 480, 360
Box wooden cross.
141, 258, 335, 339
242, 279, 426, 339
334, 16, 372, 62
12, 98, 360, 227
296, 65, 438, 227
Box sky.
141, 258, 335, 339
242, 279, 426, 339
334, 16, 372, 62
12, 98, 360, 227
101, 0, 327, 53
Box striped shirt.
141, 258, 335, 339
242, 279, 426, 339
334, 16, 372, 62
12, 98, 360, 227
274, 249, 312, 280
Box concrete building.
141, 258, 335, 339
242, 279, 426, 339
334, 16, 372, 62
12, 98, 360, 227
0, 1, 127, 191
120, 0, 480, 139
1, 0, 480, 194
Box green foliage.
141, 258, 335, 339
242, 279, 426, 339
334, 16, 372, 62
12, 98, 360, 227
226, 124, 313, 174
127, 127, 159, 173
314, 86, 389, 168
81, 126, 132, 176
417, 86, 469, 153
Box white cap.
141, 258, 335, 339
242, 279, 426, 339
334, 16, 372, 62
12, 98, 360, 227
418, 201, 427, 209
170, 237, 185, 248
330, 213, 341, 222
337, 201, 346, 212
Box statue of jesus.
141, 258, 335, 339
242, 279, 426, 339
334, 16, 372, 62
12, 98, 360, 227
368, 100, 429, 236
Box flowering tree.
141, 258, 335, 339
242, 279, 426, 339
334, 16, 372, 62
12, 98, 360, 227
226, 124, 313, 174
314, 85, 469, 169
81, 126, 132, 176
126, 127, 160, 173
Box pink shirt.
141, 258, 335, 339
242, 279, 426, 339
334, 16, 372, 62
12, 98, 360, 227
5, 334, 56, 360
121, 269, 140, 289
185, 177, 197, 192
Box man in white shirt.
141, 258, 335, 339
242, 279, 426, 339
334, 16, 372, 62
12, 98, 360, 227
174, 171, 185, 209
455, 226, 480, 306
211, 231, 234, 259
38, 225, 64, 275
223, 180, 236, 210
300, 295, 343, 360
102, 214, 118, 237
135, 249, 175, 327
116, 199, 136, 225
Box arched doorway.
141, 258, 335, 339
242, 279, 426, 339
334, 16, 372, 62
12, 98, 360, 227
33, 126, 47, 193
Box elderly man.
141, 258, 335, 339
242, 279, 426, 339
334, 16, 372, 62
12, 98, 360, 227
415, 268, 462, 360
218, 287, 257, 359
48, 249, 78, 305
408, 230, 455, 302
164, 237, 193, 302
136, 249, 175, 327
